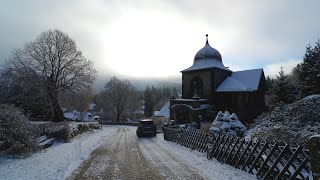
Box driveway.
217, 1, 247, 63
67, 126, 257, 180
67, 126, 203, 180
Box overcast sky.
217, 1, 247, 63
1, 0, 320, 80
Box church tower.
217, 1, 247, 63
181, 34, 232, 104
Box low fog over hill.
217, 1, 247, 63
94, 75, 182, 92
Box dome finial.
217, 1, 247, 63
206, 34, 209, 45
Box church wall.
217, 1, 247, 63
211, 68, 232, 105
215, 90, 266, 124
182, 70, 212, 99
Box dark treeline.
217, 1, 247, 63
144, 85, 180, 117
266, 39, 320, 109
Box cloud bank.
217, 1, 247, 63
1, 0, 319, 79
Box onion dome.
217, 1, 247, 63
194, 34, 222, 62
182, 34, 230, 72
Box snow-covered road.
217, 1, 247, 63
67, 126, 257, 180
0, 126, 257, 180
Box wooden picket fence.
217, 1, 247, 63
163, 127, 313, 180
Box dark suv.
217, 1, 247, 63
136, 119, 157, 137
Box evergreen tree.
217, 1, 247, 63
291, 64, 301, 89
172, 87, 178, 97
266, 76, 274, 94
161, 86, 165, 97
274, 67, 293, 103
144, 86, 154, 117
299, 40, 320, 97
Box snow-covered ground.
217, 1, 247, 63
152, 133, 256, 180
0, 126, 256, 180
0, 126, 118, 180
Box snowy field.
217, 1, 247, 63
0, 126, 256, 180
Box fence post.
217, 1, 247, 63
308, 135, 320, 180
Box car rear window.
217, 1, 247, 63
140, 121, 154, 125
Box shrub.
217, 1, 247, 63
88, 122, 101, 129
209, 111, 247, 137
35, 122, 69, 142
68, 122, 101, 140
250, 94, 320, 146
0, 104, 38, 156
35, 121, 101, 142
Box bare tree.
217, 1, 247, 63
5, 29, 97, 122
102, 77, 135, 122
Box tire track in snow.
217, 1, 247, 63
68, 127, 164, 180
68, 128, 124, 179
139, 137, 204, 180
121, 127, 163, 180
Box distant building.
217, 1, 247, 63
154, 102, 170, 119
170, 35, 266, 125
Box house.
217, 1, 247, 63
63, 103, 99, 121
155, 101, 170, 119
153, 111, 160, 116
63, 110, 93, 121
170, 34, 266, 125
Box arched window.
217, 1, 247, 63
191, 77, 203, 97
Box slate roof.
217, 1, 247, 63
181, 59, 230, 72
216, 69, 264, 92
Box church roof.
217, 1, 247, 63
216, 69, 264, 92
194, 37, 222, 61
181, 59, 230, 72
181, 34, 230, 72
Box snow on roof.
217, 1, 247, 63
63, 112, 74, 119
181, 59, 230, 72
153, 111, 160, 116
89, 103, 96, 110
156, 102, 170, 118
200, 104, 209, 108
171, 98, 208, 102
216, 69, 263, 92
134, 110, 144, 114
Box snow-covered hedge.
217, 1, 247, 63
68, 122, 101, 140
249, 94, 320, 146
0, 104, 38, 155
209, 111, 247, 137
35, 121, 101, 142
36, 122, 69, 141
